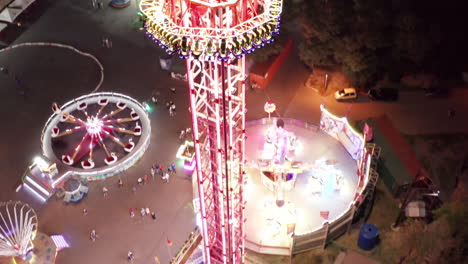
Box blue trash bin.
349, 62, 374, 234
357, 223, 379, 250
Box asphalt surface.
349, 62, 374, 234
0, 1, 466, 263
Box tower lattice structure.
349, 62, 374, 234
140, 1, 283, 263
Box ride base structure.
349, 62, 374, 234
20, 92, 151, 203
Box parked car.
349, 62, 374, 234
335, 88, 358, 101
367, 88, 399, 101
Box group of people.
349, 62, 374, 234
151, 164, 176, 183
166, 101, 177, 116
179, 127, 192, 142
92, 0, 104, 9
129, 207, 157, 220
137, 174, 150, 185
102, 37, 113, 48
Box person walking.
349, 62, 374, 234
155, 164, 160, 175
145, 207, 150, 216
137, 177, 143, 185
140, 208, 146, 217
162, 173, 170, 183
130, 208, 135, 218
90, 230, 97, 242
144, 174, 149, 184
127, 251, 134, 262
170, 164, 176, 174
151, 95, 158, 105
102, 187, 108, 198
150, 167, 156, 180
179, 129, 186, 141
0, 67, 8, 75
83, 208, 88, 216
170, 104, 176, 116
159, 165, 164, 176
151, 212, 156, 220
118, 178, 123, 188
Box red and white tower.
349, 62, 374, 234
140, 1, 283, 263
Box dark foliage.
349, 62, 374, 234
297, 0, 468, 89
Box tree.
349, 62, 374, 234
296, 0, 464, 90
298, 39, 335, 68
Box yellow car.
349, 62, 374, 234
335, 88, 358, 101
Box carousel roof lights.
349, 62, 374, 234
140, 0, 283, 59
0, 201, 38, 257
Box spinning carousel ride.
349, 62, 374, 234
0, 201, 63, 264
41, 92, 151, 180
0, 201, 38, 259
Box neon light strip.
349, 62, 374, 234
25, 177, 50, 196
52, 171, 72, 188
176, 141, 195, 161
24, 184, 47, 202
51, 235, 70, 250
184, 160, 196, 171
187, 58, 211, 264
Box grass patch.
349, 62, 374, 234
404, 133, 468, 200
291, 248, 338, 264
328, 181, 399, 263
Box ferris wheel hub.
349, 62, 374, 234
86, 117, 104, 135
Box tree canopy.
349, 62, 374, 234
297, 0, 468, 89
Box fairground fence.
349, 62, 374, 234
246, 116, 381, 255
291, 161, 379, 255
171, 114, 380, 261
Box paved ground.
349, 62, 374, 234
0, 1, 194, 263
250, 50, 468, 135
0, 0, 466, 263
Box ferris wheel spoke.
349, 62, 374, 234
69, 134, 89, 162
103, 117, 134, 124
96, 134, 111, 157
102, 131, 126, 148
81, 110, 91, 119
101, 108, 124, 120
88, 135, 94, 160
54, 126, 84, 137
108, 126, 137, 135
60, 113, 87, 127
95, 104, 107, 118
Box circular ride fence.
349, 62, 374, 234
244, 114, 379, 255
41, 92, 151, 181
